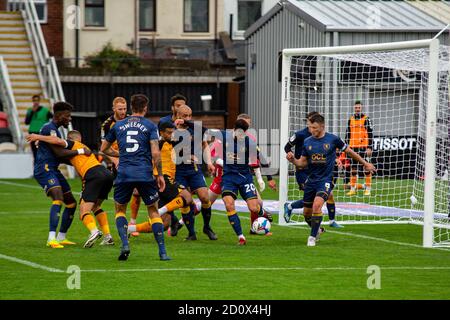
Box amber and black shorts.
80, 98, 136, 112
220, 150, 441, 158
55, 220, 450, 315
81, 165, 114, 203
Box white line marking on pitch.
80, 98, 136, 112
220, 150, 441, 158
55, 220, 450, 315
0, 180, 81, 197
2, 251, 449, 274
215, 212, 450, 251
0, 253, 64, 273
80, 266, 450, 273
0, 180, 41, 190
0, 211, 49, 215
283, 224, 450, 252
2, 181, 448, 253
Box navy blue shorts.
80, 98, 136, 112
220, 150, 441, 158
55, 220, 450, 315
114, 181, 159, 206
221, 173, 258, 201
295, 169, 308, 190
303, 179, 334, 205
34, 169, 71, 195
175, 169, 207, 192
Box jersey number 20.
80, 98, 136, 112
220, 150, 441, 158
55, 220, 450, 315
245, 183, 256, 193
126, 131, 139, 153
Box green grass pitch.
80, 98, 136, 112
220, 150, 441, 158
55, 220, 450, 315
0, 178, 450, 300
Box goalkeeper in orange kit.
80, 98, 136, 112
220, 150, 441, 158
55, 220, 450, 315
345, 101, 374, 196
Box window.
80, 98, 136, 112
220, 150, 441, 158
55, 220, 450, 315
85, 0, 104, 27
238, 0, 261, 31
7, 0, 47, 23
184, 0, 209, 32
139, 0, 156, 31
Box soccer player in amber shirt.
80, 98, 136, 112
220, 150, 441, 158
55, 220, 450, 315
28, 130, 115, 248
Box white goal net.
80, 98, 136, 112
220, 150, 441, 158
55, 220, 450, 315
278, 39, 450, 248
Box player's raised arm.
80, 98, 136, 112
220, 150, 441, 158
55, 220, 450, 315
27, 133, 67, 147
345, 147, 376, 175
288, 155, 308, 169
49, 143, 91, 159
180, 118, 215, 174
101, 125, 119, 158
100, 139, 119, 158
202, 141, 215, 175
284, 136, 296, 161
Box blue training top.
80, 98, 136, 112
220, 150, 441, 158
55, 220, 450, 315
105, 116, 159, 183
301, 132, 347, 182
219, 130, 259, 176
288, 127, 311, 159
34, 121, 63, 173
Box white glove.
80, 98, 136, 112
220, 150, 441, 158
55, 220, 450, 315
257, 178, 265, 192
254, 168, 265, 192
215, 158, 224, 167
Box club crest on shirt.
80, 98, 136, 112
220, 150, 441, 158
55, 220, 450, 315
323, 143, 330, 150
308, 145, 312, 150
48, 179, 56, 185
50, 130, 57, 137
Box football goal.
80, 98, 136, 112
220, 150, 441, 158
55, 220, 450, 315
278, 39, 450, 248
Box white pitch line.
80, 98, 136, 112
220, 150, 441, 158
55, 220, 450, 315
0, 180, 41, 190
283, 224, 450, 252
2, 250, 449, 274
1, 180, 449, 252
80, 266, 450, 273
0, 211, 49, 215
0, 253, 64, 273
215, 212, 450, 251
0, 180, 82, 195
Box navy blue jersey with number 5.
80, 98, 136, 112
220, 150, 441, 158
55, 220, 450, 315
105, 116, 159, 183
301, 133, 347, 182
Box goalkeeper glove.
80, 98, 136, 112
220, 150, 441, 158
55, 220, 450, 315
254, 168, 265, 192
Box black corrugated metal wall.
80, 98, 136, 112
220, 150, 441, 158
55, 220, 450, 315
63, 82, 229, 150
63, 82, 228, 115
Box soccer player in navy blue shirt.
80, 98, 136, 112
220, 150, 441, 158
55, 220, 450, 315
283, 112, 342, 228
287, 113, 376, 246
283, 112, 316, 221
33, 102, 89, 248
101, 94, 170, 261
218, 119, 262, 245
158, 93, 187, 130
173, 105, 217, 240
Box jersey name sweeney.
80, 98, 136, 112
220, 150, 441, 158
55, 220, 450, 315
118, 122, 148, 132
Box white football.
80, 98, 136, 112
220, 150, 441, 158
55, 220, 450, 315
251, 217, 271, 235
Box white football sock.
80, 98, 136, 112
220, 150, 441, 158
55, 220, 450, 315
56, 232, 66, 241
48, 231, 56, 241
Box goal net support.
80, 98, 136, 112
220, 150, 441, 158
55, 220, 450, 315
278, 39, 450, 248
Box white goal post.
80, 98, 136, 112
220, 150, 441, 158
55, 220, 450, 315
278, 39, 450, 248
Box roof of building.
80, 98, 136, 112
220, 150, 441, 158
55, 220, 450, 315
245, 0, 447, 38
407, 0, 450, 25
